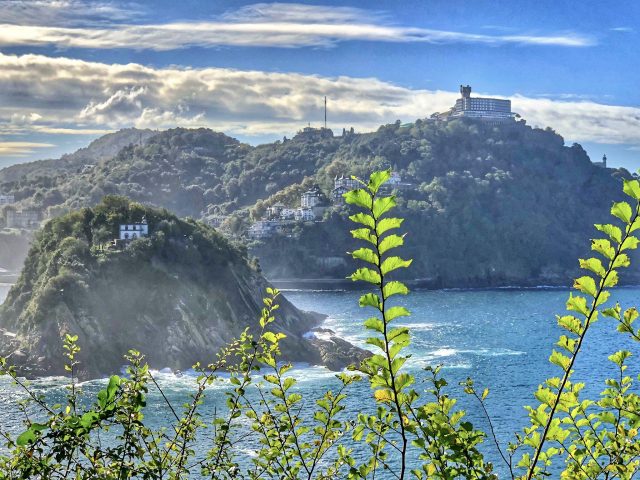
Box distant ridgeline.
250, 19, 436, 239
0, 197, 369, 379
0, 91, 635, 287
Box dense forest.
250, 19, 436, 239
0, 118, 634, 286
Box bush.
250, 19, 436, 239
1, 170, 640, 478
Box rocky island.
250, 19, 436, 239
0, 197, 367, 379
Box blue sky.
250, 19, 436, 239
0, 0, 639, 170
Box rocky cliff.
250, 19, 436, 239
0, 197, 367, 379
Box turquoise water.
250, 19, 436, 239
1, 285, 640, 477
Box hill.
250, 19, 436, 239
252, 119, 636, 286
0, 198, 366, 379
0, 128, 156, 185
0, 118, 635, 287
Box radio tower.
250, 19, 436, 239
324, 96, 327, 129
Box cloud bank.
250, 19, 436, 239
0, 2, 594, 50
1, 52, 639, 150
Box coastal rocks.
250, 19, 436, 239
306, 329, 371, 371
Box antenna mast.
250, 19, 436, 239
324, 96, 327, 129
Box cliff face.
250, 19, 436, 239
0, 197, 364, 379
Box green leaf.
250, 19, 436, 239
379, 234, 405, 256
359, 293, 382, 310
349, 212, 375, 229
366, 338, 386, 351
613, 253, 631, 269
603, 270, 618, 288
608, 350, 631, 367
591, 239, 615, 260
388, 327, 410, 345
595, 224, 622, 244
624, 307, 639, 325
380, 256, 412, 276
106, 375, 120, 400
579, 258, 606, 277
349, 268, 381, 285
612, 201, 633, 224
573, 276, 597, 297
372, 196, 397, 219
367, 170, 391, 194
383, 281, 409, 298
557, 315, 583, 334
567, 294, 590, 316
283, 377, 296, 391
344, 189, 373, 209
602, 303, 621, 320
16, 423, 48, 446
351, 228, 377, 245
376, 217, 403, 236
623, 179, 640, 200
364, 317, 384, 333
387, 306, 410, 321
549, 350, 571, 372
263, 332, 285, 344
351, 247, 378, 265
621, 235, 639, 251
80, 412, 100, 429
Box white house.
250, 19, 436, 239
0, 195, 15, 205
266, 203, 285, 219
119, 219, 148, 240
295, 207, 315, 222
280, 208, 297, 220
301, 189, 322, 208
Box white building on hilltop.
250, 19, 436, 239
119, 219, 148, 240
433, 85, 515, 123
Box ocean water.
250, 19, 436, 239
1, 284, 640, 477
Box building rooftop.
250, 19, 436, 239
434, 85, 516, 123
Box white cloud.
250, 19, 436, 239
0, 0, 143, 26
0, 2, 594, 50
1, 52, 640, 151
611, 26, 633, 32
0, 141, 55, 156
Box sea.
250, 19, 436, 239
1, 284, 640, 478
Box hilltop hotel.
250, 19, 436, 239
433, 85, 515, 123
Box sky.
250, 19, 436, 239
0, 0, 639, 170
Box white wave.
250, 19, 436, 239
397, 322, 436, 331
424, 347, 525, 359
430, 348, 457, 357
471, 348, 526, 357
442, 363, 472, 369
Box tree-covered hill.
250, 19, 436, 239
0, 118, 634, 287
251, 120, 634, 286
0, 128, 156, 186
0, 197, 366, 379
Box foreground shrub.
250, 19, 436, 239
1, 170, 639, 479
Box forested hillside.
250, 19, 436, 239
0, 118, 633, 286
0, 197, 369, 379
